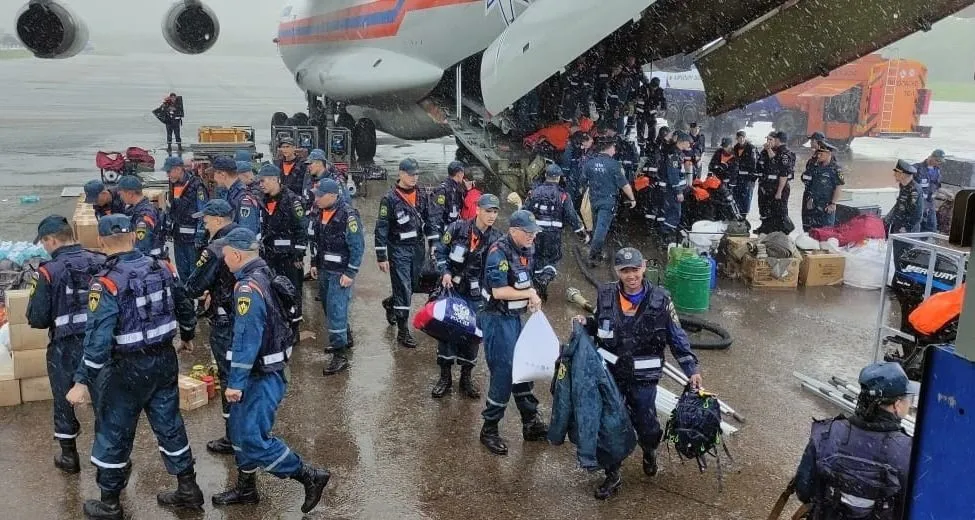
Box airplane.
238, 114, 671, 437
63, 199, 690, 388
12, 0, 975, 172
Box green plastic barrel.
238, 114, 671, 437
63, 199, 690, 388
668, 245, 697, 266
671, 256, 712, 313
664, 263, 677, 293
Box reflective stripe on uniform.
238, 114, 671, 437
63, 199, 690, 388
178, 227, 195, 234
54, 313, 87, 326
84, 358, 104, 369
54, 432, 79, 439
149, 248, 162, 256
399, 231, 418, 240
537, 220, 563, 228
158, 444, 190, 457
114, 320, 178, 345
91, 456, 129, 469
274, 239, 291, 246
322, 254, 342, 263
265, 447, 292, 472
135, 289, 171, 307
633, 357, 662, 370
597, 348, 618, 364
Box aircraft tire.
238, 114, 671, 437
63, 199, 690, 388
354, 118, 377, 163
272, 111, 289, 127
292, 112, 309, 126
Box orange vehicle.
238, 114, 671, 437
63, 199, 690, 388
746, 54, 932, 150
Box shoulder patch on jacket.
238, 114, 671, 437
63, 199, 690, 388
195, 249, 210, 268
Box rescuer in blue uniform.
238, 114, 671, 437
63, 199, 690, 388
913, 149, 944, 233
257, 163, 309, 321
212, 155, 261, 235
801, 141, 845, 232
660, 132, 692, 246
163, 155, 208, 279
688, 122, 706, 177
582, 139, 637, 267
793, 361, 915, 519
431, 161, 468, 231
732, 131, 759, 215
84, 180, 126, 219
375, 158, 438, 348
66, 214, 201, 519
575, 247, 702, 499
309, 179, 364, 376
183, 199, 239, 455
303, 148, 351, 208
117, 175, 166, 259
479, 210, 548, 456
209, 228, 331, 513
756, 131, 796, 235
885, 160, 924, 261
275, 137, 308, 197
431, 193, 503, 399
522, 164, 588, 300
26, 215, 106, 474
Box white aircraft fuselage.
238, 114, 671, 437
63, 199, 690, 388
276, 0, 530, 140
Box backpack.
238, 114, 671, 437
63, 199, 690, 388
665, 385, 732, 489
268, 274, 300, 345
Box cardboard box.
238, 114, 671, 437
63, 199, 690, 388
800, 251, 847, 287
742, 254, 801, 289
75, 221, 100, 249
12, 349, 47, 379
9, 323, 49, 351
0, 377, 21, 407
178, 375, 208, 411
5, 289, 30, 326
20, 376, 53, 402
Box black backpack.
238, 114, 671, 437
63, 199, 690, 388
269, 274, 300, 345
665, 385, 732, 489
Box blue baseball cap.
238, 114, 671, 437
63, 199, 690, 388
312, 178, 342, 197
305, 149, 327, 163
508, 209, 540, 233
614, 247, 644, 269
447, 160, 466, 175
34, 214, 71, 243
236, 161, 253, 174
477, 193, 500, 209
675, 131, 692, 143
808, 131, 826, 142
257, 163, 281, 178
859, 361, 920, 398
83, 179, 105, 204
98, 214, 133, 236
162, 156, 183, 172
212, 155, 236, 172
191, 199, 233, 219
234, 149, 252, 162
544, 164, 563, 178
211, 227, 260, 251
931, 149, 946, 160
894, 159, 918, 175
117, 175, 143, 191
399, 158, 419, 175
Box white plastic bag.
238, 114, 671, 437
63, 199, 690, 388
842, 239, 887, 290
0, 323, 10, 369
512, 311, 560, 383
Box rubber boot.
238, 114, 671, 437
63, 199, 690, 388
83, 490, 122, 520
522, 414, 549, 441
212, 470, 260, 506
381, 297, 395, 325
458, 365, 480, 399
290, 464, 331, 514
166, 143, 173, 154
594, 468, 622, 500
206, 436, 234, 455
157, 470, 205, 510
643, 449, 658, 477
323, 351, 350, 375
431, 365, 452, 398
479, 421, 508, 456
55, 438, 81, 474
347, 328, 355, 349
396, 320, 417, 348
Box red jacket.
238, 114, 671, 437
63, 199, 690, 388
461, 186, 482, 220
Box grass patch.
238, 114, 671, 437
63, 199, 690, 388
927, 81, 975, 103
0, 48, 31, 60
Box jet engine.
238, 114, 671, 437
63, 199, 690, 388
15, 0, 89, 59
162, 0, 219, 55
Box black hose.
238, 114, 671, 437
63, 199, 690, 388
572, 245, 733, 350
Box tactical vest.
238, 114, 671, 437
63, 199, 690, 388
313, 202, 356, 273
101, 255, 179, 353
595, 282, 671, 381
484, 237, 533, 315
261, 189, 303, 258
445, 220, 500, 299
664, 151, 686, 189
169, 176, 203, 244
129, 199, 166, 258
42, 246, 105, 340
526, 184, 564, 232
810, 418, 910, 520
227, 181, 260, 227
207, 224, 240, 320
437, 179, 463, 226
238, 266, 292, 374
384, 187, 426, 246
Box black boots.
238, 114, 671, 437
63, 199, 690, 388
594, 468, 622, 500
382, 297, 395, 325
323, 351, 350, 375
431, 366, 452, 398
643, 450, 658, 477
157, 470, 204, 510
55, 438, 80, 474
396, 320, 417, 348
522, 414, 549, 441
290, 464, 331, 514
480, 421, 508, 456
212, 470, 260, 506
206, 436, 234, 455
458, 365, 480, 399
83, 490, 122, 520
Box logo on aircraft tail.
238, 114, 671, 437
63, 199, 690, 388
486, 0, 530, 26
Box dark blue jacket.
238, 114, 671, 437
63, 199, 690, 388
549, 323, 637, 471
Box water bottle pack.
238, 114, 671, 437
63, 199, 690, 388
0, 241, 51, 268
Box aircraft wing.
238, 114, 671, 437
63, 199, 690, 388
294, 47, 444, 105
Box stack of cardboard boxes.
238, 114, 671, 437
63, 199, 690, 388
1, 289, 54, 407
70, 188, 167, 250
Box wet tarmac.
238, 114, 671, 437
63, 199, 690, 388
0, 53, 971, 519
